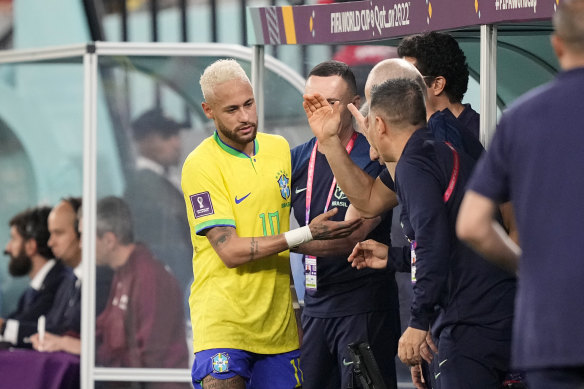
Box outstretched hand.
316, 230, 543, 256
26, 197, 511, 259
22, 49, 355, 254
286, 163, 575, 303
348, 239, 389, 269
303, 93, 342, 144
309, 208, 362, 240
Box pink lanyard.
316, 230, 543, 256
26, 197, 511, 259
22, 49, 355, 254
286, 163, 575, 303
305, 132, 358, 225
443, 141, 460, 203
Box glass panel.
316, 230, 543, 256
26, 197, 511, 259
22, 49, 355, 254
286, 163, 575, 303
95, 61, 192, 372
0, 59, 84, 325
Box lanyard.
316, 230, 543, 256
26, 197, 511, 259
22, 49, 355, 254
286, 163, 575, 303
443, 141, 460, 203
305, 132, 358, 225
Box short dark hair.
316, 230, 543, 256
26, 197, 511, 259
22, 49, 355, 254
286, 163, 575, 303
397, 32, 469, 103
308, 60, 358, 96
62, 197, 82, 238
370, 78, 426, 129
132, 108, 183, 141
9, 206, 54, 259
96, 196, 134, 245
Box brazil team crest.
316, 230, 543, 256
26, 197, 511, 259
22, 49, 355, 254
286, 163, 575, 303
211, 352, 230, 373
277, 172, 291, 200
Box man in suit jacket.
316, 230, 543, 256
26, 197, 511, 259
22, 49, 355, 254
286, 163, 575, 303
30, 198, 113, 354
0, 206, 70, 347
124, 109, 192, 294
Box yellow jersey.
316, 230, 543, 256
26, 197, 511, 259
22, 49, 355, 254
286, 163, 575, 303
181, 131, 297, 354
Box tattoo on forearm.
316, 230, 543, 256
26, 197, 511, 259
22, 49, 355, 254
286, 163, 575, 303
311, 225, 331, 240
210, 227, 233, 248
250, 237, 259, 261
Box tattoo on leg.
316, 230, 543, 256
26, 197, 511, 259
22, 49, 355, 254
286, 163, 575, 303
202, 375, 246, 389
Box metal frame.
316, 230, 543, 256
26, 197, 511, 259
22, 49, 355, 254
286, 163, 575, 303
480, 24, 498, 147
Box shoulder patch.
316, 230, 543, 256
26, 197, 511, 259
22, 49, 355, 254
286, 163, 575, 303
190, 192, 214, 218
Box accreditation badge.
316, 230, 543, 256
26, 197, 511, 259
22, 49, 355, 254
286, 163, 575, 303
305, 255, 317, 291
410, 240, 417, 284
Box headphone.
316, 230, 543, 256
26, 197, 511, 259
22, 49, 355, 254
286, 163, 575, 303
23, 206, 53, 258
61, 197, 82, 238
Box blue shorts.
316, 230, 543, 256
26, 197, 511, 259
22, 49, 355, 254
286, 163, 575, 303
191, 348, 302, 389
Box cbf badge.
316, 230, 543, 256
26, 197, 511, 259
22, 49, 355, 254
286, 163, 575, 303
305, 255, 317, 291
211, 352, 230, 373
276, 171, 291, 200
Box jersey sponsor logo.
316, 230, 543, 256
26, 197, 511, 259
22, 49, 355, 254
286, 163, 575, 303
211, 352, 230, 373
277, 173, 291, 200
190, 192, 214, 218
235, 192, 251, 204
295, 187, 307, 194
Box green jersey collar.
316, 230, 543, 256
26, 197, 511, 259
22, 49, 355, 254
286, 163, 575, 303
214, 131, 258, 158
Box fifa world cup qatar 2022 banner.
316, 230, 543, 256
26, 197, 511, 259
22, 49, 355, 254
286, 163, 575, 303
248, 0, 560, 45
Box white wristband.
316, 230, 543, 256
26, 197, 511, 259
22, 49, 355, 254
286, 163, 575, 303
284, 225, 314, 248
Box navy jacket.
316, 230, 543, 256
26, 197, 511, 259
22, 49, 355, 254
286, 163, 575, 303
291, 133, 399, 318
385, 128, 516, 337
6, 260, 70, 347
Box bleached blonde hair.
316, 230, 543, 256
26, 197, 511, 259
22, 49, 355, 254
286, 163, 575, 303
199, 59, 252, 103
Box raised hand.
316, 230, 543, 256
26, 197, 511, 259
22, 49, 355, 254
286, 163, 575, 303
303, 93, 342, 144
348, 239, 389, 269
308, 208, 363, 240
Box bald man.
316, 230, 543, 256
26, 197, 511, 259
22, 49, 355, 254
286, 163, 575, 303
304, 59, 516, 389
32, 198, 112, 354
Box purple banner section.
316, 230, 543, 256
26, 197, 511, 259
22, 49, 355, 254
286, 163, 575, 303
248, 0, 558, 45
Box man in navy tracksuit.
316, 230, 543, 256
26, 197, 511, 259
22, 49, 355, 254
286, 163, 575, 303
458, 1, 584, 387
292, 60, 400, 389
304, 70, 516, 388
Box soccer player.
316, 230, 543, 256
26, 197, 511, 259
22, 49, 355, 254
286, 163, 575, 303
181, 59, 362, 389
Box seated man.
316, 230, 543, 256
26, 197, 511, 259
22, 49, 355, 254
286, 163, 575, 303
0, 206, 70, 347
93, 196, 189, 376
35, 196, 189, 389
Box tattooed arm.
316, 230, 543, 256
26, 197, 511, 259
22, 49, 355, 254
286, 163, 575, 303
205, 208, 363, 268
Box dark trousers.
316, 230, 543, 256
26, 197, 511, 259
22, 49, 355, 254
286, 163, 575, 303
300, 310, 399, 389
526, 366, 584, 389
432, 324, 511, 389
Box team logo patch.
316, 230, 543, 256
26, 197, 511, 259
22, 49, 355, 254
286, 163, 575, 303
277, 173, 291, 200
211, 352, 230, 373
190, 192, 214, 219
334, 184, 347, 200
